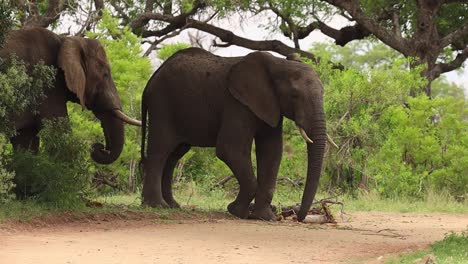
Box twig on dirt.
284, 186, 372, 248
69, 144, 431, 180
357, 228, 407, 239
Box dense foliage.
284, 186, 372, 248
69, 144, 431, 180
311, 41, 467, 197
0, 7, 56, 203
11, 119, 92, 208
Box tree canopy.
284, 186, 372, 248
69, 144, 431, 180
5, 0, 467, 96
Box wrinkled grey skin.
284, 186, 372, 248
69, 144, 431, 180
141, 48, 326, 221
0, 27, 127, 164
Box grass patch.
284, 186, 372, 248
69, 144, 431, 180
386, 232, 468, 264
343, 190, 468, 214
1, 184, 466, 223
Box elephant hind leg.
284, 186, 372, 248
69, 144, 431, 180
162, 144, 191, 208
142, 152, 171, 208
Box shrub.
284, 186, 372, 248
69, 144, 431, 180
0, 136, 15, 203
11, 118, 92, 208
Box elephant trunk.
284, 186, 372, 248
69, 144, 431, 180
91, 111, 125, 164
297, 115, 326, 222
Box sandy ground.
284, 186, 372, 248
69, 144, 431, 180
0, 212, 467, 264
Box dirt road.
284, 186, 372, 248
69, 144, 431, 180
1, 212, 467, 264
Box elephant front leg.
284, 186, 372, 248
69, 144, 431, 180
216, 137, 257, 219
251, 125, 283, 221
142, 153, 170, 208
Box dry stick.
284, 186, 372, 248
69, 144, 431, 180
277, 177, 301, 188
186, 182, 194, 205
210, 175, 234, 190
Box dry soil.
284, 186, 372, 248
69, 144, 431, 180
0, 211, 467, 264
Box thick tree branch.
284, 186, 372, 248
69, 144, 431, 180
320, 0, 412, 55
186, 19, 318, 62
130, 0, 205, 37
23, 0, 68, 28
432, 47, 468, 78
440, 23, 468, 48
315, 21, 371, 46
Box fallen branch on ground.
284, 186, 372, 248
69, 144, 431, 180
279, 198, 346, 224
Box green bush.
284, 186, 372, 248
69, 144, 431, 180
0, 15, 56, 202
11, 118, 92, 208
307, 41, 467, 198
0, 58, 56, 136
0, 3, 12, 48
0, 136, 15, 203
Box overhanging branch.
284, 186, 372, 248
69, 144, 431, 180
433, 47, 468, 78
320, 0, 412, 55
440, 23, 468, 48
23, 0, 68, 28
185, 19, 318, 62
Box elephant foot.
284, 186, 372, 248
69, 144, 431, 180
166, 199, 180, 209
227, 201, 250, 219
249, 206, 277, 221
142, 199, 170, 209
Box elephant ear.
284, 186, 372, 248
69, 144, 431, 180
58, 37, 86, 108
228, 52, 280, 127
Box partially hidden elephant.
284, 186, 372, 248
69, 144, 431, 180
141, 48, 332, 222
0, 27, 141, 164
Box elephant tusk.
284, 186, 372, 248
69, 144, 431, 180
113, 109, 142, 126
327, 134, 339, 149
298, 127, 314, 144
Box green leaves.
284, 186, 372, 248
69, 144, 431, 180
157, 43, 191, 61
0, 58, 56, 137
307, 41, 467, 197
11, 118, 92, 208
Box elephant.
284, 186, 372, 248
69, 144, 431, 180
140, 47, 332, 222
0, 27, 141, 164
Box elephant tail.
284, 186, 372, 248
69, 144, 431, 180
140, 93, 148, 164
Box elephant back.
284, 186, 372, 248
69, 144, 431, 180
1, 27, 62, 68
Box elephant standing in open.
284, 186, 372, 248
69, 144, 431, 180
0, 27, 140, 164
141, 48, 331, 221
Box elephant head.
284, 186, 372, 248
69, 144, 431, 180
58, 37, 140, 164
228, 52, 328, 222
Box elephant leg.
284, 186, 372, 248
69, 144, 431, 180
216, 128, 257, 219
162, 144, 191, 208
142, 151, 172, 208
250, 125, 283, 221
10, 126, 40, 153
